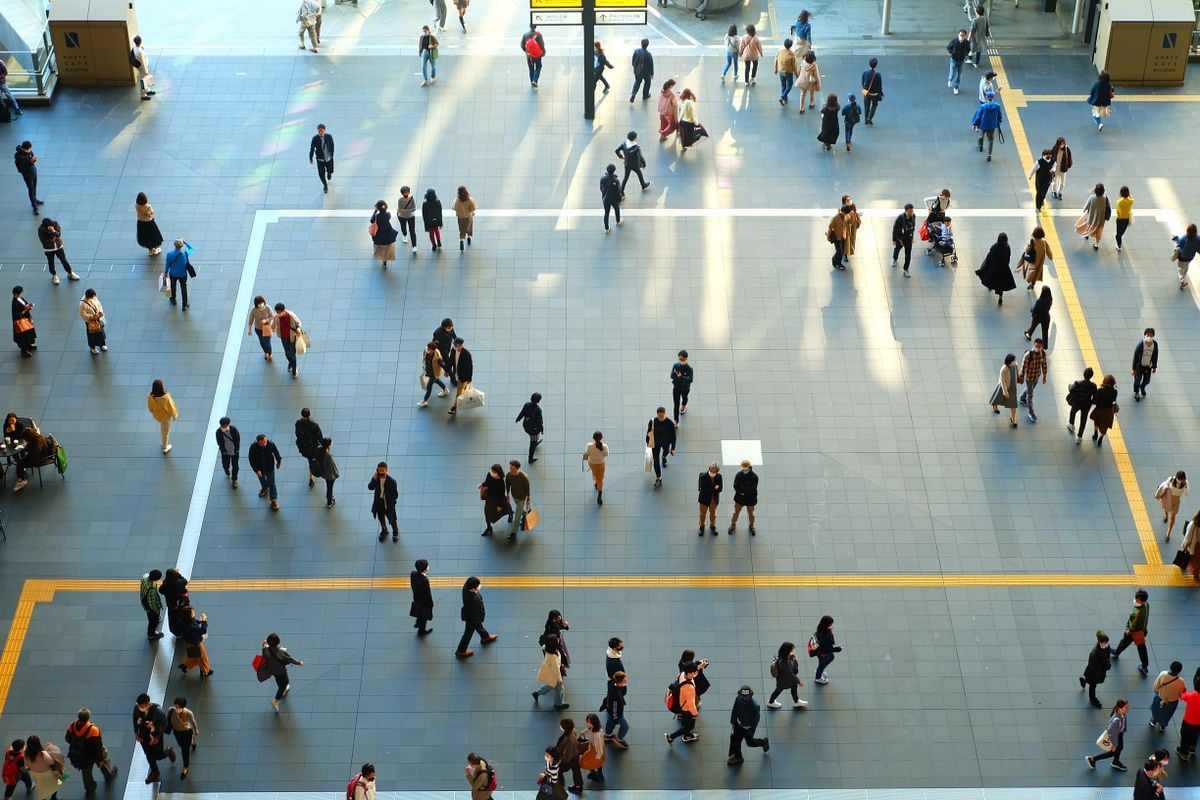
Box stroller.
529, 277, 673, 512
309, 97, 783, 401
923, 219, 958, 267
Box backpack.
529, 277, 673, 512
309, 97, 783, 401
525, 36, 544, 59
129, 47, 142, 69
66, 723, 92, 768
769, 658, 779, 678
345, 774, 365, 800
485, 768, 498, 792
664, 678, 689, 712
308, 456, 323, 477
807, 636, 819, 657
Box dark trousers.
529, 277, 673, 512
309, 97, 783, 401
4, 773, 32, 797
832, 238, 846, 269
257, 467, 277, 501
221, 452, 239, 480
1114, 632, 1148, 667
1069, 404, 1092, 435
281, 339, 298, 374
893, 238, 913, 269
667, 711, 696, 741
325, 477, 336, 504
140, 739, 166, 775
457, 620, 490, 653
374, 505, 398, 533
672, 386, 689, 421
1181, 720, 1200, 755
1025, 315, 1049, 343
172, 728, 193, 768
1151, 696, 1179, 729
863, 95, 879, 121
255, 331, 273, 354
22, 174, 37, 210
1034, 179, 1050, 210
729, 726, 767, 757
526, 57, 542, 84
603, 200, 620, 230
79, 758, 116, 792
527, 432, 541, 462
595, 72, 609, 91
422, 376, 446, 401
630, 74, 651, 100
743, 59, 758, 81
414, 612, 431, 633
1133, 367, 1152, 396
815, 652, 835, 680
1115, 218, 1130, 247
651, 444, 668, 478
1084, 679, 1099, 704
621, 164, 647, 192
169, 275, 188, 307
45, 249, 72, 276
315, 159, 332, 189
1092, 731, 1124, 764
769, 685, 798, 703
399, 216, 417, 243
145, 608, 162, 638
273, 670, 289, 700
561, 755, 583, 789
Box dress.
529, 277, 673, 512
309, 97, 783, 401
11, 296, 36, 352
976, 241, 1016, 294
817, 105, 839, 146
1021, 237, 1050, 285
843, 206, 861, 256
136, 203, 164, 250
1074, 194, 1108, 240
1090, 385, 1118, 434
989, 363, 1018, 409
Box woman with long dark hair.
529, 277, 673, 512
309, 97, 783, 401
817, 92, 840, 151
813, 615, 842, 684
766, 641, 806, 708
135, 192, 164, 256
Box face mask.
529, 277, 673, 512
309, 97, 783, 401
1145, 337, 1153, 344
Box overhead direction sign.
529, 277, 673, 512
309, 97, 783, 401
595, 9, 647, 22
531, 10, 582, 24
531, 0, 646, 6
530, 9, 646, 24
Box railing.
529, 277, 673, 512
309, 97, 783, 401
0, 19, 57, 99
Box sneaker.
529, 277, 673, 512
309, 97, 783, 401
1086, 756, 1095, 770
90, 347, 99, 355
1112, 762, 1128, 772
232, 480, 239, 488
664, 733, 673, 746
766, 700, 782, 709
1027, 413, 1037, 423
163, 444, 173, 454
52, 275, 60, 285
727, 755, 744, 765
815, 676, 829, 685
68, 272, 80, 281
749, 525, 756, 535
763, 737, 770, 753
1079, 676, 1086, 689
271, 699, 279, 711
793, 699, 808, 708
1138, 664, 1149, 675
953, 87, 959, 95
1098, 123, 1103, 131
681, 733, 700, 743
327, 498, 336, 508
418, 400, 429, 407
698, 526, 704, 537
438, 388, 449, 397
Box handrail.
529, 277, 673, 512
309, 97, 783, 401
0, 18, 57, 98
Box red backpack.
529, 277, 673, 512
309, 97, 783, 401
485, 767, 497, 792
345, 774, 365, 800
524, 37, 544, 59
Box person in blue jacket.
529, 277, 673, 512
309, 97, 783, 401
163, 239, 194, 310
971, 92, 1002, 161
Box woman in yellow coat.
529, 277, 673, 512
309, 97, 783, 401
147, 378, 180, 454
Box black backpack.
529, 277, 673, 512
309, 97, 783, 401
66, 724, 92, 768
129, 47, 142, 69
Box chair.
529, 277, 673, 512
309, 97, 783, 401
30, 434, 63, 488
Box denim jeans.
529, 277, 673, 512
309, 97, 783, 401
1151, 696, 1179, 729
605, 712, 629, 739
255, 331, 273, 355
257, 467, 278, 501
423, 375, 447, 401
421, 51, 436, 81
816, 652, 835, 680
281, 338, 298, 373
722, 50, 738, 78
779, 72, 794, 101
948, 58, 964, 89
527, 57, 542, 84
535, 681, 565, 705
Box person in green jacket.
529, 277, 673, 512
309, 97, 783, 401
1111, 589, 1150, 674
140, 570, 164, 640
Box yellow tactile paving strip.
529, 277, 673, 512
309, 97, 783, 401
992, 56, 1161, 567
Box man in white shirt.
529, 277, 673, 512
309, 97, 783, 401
131, 36, 154, 101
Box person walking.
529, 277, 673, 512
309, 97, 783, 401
532, 636, 569, 710
312, 0, 323, 45
4, 739, 33, 799
419, 341, 448, 408
604, 668, 629, 748
262, 633, 304, 712
165, 698, 198, 780
646, 407, 676, 488
766, 642, 807, 708
369, 462, 399, 542
1183, 511, 1200, 581
697, 463, 723, 537
600, 165, 622, 234
78, 288, 107, 355
247, 296, 275, 362
946, 29, 969, 94
515, 393, 544, 464
13, 142, 42, 214
978, 69, 999, 103
432, 0, 448, 30
370, 200, 398, 267
797, 52, 821, 111
1066, 367, 1097, 444
537, 748, 566, 800
1025, 286, 1052, 344
615, 131, 649, 193
669, 350, 693, 423
841, 94, 861, 150
130, 36, 154, 100
453, 186, 476, 250
727, 686, 768, 765
479, 463, 510, 538
433, 318, 456, 382
448, 338, 473, 415
308, 124, 334, 193
37, 219, 80, 286
1171, 223, 1198, 289
505, 460, 531, 542
989, 353, 1020, 428
774, 40, 797, 106
419, 26, 439, 86
677, 89, 709, 150
1087, 71, 1114, 131
409, 559, 434, 636
146, 379, 179, 454
455, 576, 497, 658
582, 431, 609, 505
1151, 661, 1187, 733
1089, 374, 1119, 446
315, 438, 338, 508
1131, 328, 1158, 401
827, 204, 850, 269
739, 25, 763, 85
1111, 589, 1151, 675
521, 25, 545, 88
294, 408, 324, 488
248, 434, 282, 512
24, 738, 64, 800
841, 195, 862, 263
967, 5, 989, 67
1087, 698, 1130, 771
1155, 471, 1188, 541
272, 302, 303, 378
791, 10, 813, 56
1114, 186, 1134, 252
861, 57, 883, 124
657, 80, 679, 141
135, 193, 164, 256
812, 615, 841, 684
1177, 684, 1200, 761
728, 460, 758, 535
214, 417, 241, 487
64, 708, 118, 792
140, 569, 165, 640
163, 238, 194, 310
397, 186, 418, 255
890, 203, 917, 277
1080, 631, 1112, 708
629, 39, 654, 102
297, 0, 320, 52
1017, 339, 1048, 423
720, 27, 740, 81
593, 41, 613, 93
579, 714, 606, 783
665, 663, 701, 745
422, 188, 443, 252
158, 568, 190, 637
817, 93, 840, 151
177, 606, 213, 677
971, 91, 1002, 161
975, 232, 1016, 303
131, 695, 174, 783
1050, 136, 1073, 199
1029, 149, 1054, 212
1075, 183, 1110, 251
555, 719, 584, 795
465, 755, 491, 800
1019, 227, 1051, 291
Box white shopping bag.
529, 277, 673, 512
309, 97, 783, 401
644, 447, 654, 472
158, 273, 170, 296
459, 386, 485, 410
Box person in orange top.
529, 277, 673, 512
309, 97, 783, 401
1176, 687, 1200, 761
665, 663, 701, 744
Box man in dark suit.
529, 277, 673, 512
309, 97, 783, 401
629, 39, 654, 102
214, 417, 241, 488
456, 576, 497, 658
449, 338, 473, 415
368, 461, 399, 542
248, 434, 283, 512
409, 559, 434, 636
514, 392, 544, 463
308, 124, 334, 193
294, 407, 324, 487
432, 318, 457, 384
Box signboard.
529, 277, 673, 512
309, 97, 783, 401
595, 10, 647, 22
531, 0, 646, 6
531, 9, 646, 23
531, 10, 582, 24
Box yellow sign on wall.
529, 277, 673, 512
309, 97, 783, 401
531, 0, 647, 8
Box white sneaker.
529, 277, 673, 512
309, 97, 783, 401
282, 684, 290, 697
953, 87, 959, 95
271, 699, 279, 711
766, 700, 782, 709
815, 676, 829, 685
438, 389, 449, 397
90, 347, 99, 355
417, 400, 429, 407
52, 275, 60, 285
163, 444, 173, 454
793, 699, 809, 707
68, 272, 80, 281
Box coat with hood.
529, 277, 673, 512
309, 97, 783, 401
730, 689, 761, 732
797, 60, 820, 91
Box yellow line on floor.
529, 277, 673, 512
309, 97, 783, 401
992, 56, 1161, 567
0, 581, 54, 717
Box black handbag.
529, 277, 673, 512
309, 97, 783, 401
1173, 548, 1192, 570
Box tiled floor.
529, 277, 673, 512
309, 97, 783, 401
2, 0, 1200, 797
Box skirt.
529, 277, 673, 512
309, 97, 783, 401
86, 327, 107, 348
373, 243, 396, 262
1090, 406, 1115, 433
137, 218, 164, 249
1074, 218, 1105, 240
988, 383, 1016, 409
32, 771, 59, 800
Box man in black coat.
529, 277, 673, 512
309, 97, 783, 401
409, 559, 434, 636
247, 434, 283, 512
669, 349, 694, 423
1079, 631, 1111, 708
448, 338, 473, 415
1131, 327, 1159, 401
368, 461, 399, 542
308, 124, 334, 193
727, 685, 768, 765
601, 165, 623, 233
456, 576, 497, 658
729, 460, 758, 535
514, 392, 544, 463
891, 203, 916, 276
132, 693, 175, 784
629, 39, 654, 102
294, 407, 324, 486
646, 406, 676, 487
432, 318, 457, 384
13, 141, 42, 214
214, 416, 241, 487
697, 462, 723, 537
1066, 367, 1097, 443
